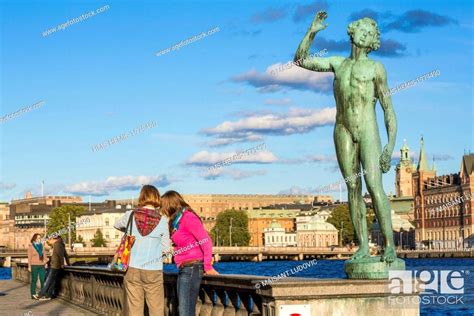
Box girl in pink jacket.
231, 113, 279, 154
161, 190, 218, 316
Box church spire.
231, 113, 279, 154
417, 136, 429, 172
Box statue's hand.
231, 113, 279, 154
311, 11, 328, 32
380, 145, 392, 173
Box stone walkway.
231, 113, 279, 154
0, 280, 98, 316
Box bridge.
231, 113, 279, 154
1, 247, 472, 267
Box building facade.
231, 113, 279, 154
182, 194, 329, 220
9, 195, 83, 216
246, 208, 298, 247
6, 194, 131, 249
371, 210, 416, 250
296, 214, 338, 247
263, 220, 297, 247
0, 202, 14, 249
414, 154, 474, 249
76, 207, 131, 248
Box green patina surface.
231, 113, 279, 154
295, 11, 405, 278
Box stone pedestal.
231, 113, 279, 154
256, 278, 419, 316
344, 256, 405, 279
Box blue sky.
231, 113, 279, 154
0, 0, 472, 202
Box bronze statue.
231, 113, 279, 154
295, 11, 402, 276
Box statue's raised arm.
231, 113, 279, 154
294, 11, 344, 72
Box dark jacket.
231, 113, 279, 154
50, 241, 70, 269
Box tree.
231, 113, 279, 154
327, 204, 354, 245
366, 207, 376, 234
76, 235, 85, 246
327, 204, 376, 246
91, 229, 107, 247
210, 210, 250, 246
47, 205, 86, 243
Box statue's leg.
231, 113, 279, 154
334, 124, 369, 260
359, 129, 396, 263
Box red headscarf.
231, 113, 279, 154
133, 208, 162, 236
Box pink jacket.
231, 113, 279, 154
171, 211, 213, 272
28, 244, 45, 268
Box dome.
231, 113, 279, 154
268, 219, 282, 229
303, 216, 338, 231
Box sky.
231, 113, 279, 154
0, 0, 472, 202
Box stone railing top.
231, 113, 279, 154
14, 263, 396, 299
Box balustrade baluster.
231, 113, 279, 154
212, 289, 226, 316
199, 287, 214, 316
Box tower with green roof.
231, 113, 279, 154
416, 136, 437, 175
395, 139, 415, 197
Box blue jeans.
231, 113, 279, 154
40, 268, 62, 298
177, 262, 203, 316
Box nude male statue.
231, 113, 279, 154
295, 11, 397, 263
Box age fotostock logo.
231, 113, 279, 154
388, 270, 467, 306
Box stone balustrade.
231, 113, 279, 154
12, 263, 419, 315
13, 263, 265, 315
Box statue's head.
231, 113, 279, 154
347, 17, 380, 53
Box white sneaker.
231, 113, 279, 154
39, 296, 51, 301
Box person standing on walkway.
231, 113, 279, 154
28, 233, 46, 300
161, 190, 218, 316
114, 185, 170, 316
39, 236, 70, 300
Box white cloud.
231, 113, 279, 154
186, 147, 277, 167
202, 106, 336, 146
231, 63, 334, 93
308, 154, 338, 163
278, 185, 314, 195
264, 98, 292, 106
203, 168, 267, 180
65, 175, 171, 196
0, 182, 16, 190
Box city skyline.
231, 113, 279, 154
1, 0, 472, 202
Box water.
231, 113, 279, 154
0, 267, 11, 280
3, 259, 473, 315
165, 258, 473, 316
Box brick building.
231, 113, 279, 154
414, 153, 474, 249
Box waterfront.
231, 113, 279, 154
2, 258, 472, 315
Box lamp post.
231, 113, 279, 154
399, 231, 403, 250
339, 221, 344, 247
229, 218, 233, 247
68, 212, 72, 250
